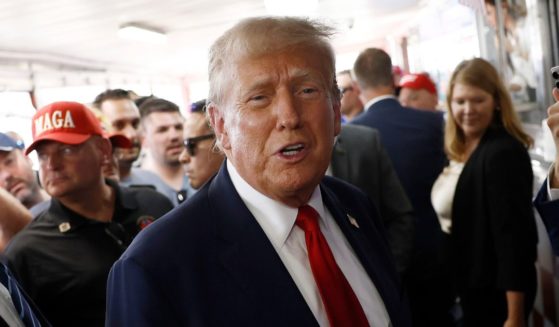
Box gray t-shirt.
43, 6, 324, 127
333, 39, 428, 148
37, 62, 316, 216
120, 168, 194, 207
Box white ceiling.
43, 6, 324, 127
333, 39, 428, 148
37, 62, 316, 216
0, 0, 428, 82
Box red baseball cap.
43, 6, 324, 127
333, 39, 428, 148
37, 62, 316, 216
26, 101, 105, 155
105, 132, 133, 149
399, 73, 437, 95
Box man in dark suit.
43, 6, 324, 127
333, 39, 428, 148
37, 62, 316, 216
330, 124, 414, 275
534, 88, 559, 256
106, 17, 411, 327
351, 48, 452, 326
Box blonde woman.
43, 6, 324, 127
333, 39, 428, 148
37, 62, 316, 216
431, 58, 537, 326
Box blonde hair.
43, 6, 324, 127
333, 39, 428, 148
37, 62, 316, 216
445, 58, 532, 161
207, 16, 340, 106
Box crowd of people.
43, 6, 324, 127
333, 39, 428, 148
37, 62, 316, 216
0, 15, 557, 327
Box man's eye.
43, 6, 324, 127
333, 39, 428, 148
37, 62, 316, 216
61, 146, 77, 156
37, 153, 48, 162
249, 95, 266, 102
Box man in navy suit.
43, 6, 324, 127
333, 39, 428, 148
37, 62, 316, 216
534, 88, 559, 256
106, 17, 411, 327
351, 48, 452, 326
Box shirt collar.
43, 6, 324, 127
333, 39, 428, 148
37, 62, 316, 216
226, 160, 326, 248
45, 179, 131, 226
363, 94, 397, 111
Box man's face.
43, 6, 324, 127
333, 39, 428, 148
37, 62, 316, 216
99, 98, 142, 164
179, 114, 223, 189
36, 138, 107, 199
398, 88, 438, 111
0, 150, 39, 204
209, 48, 341, 206
142, 112, 185, 166
336, 73, 361, 116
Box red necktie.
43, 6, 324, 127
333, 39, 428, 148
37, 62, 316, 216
296, 205, 369, 327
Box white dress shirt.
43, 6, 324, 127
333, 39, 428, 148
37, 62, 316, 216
227, 161, 390, 326
363, 95, 398, 112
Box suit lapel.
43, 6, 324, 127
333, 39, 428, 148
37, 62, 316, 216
207, 164, 318, 326
320, 181, 402, 324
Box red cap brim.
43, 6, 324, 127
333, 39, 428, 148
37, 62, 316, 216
25, 133, 92, 155
105, 133, 133, 149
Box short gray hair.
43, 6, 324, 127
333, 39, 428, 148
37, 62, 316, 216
207, 16, 339, 106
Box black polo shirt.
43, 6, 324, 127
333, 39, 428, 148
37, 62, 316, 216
5, 179, 174, 327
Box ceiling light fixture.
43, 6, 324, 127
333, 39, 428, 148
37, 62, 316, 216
118, 23, 167, 44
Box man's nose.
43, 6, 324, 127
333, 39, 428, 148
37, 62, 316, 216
178, 148, 191, 164
42, 153, 62, 171
121, 124, 139, 143
276, 92, 301, 130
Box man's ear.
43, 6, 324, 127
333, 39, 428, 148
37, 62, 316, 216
207, 103, 231, 151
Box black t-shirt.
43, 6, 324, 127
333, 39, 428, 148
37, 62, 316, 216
5, 179, 174, 327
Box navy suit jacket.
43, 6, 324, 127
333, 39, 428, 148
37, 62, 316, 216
534, 180, 559, 256
106, 163, 411, 327
351, 98, 446, 277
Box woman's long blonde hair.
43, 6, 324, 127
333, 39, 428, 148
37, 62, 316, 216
445, 58, 532, 161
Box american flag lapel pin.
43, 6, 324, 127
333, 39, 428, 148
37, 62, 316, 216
58, 222, 71, 233
347, 214, 360, 229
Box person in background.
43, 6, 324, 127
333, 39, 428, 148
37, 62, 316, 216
533, 87, 559, 256
432, 58, 536, 326
179, 99, 224, 190
351, 47, 451, 327
106, 16, 411, 327
139, 98, 193, 206
398, 73, 439, 111
336, 70, 363, 122
330, 123, 415, 275
93, 90, 177, 197
93, 89, 143, 181
5, 101, 173, 327
0, 132, 49, 216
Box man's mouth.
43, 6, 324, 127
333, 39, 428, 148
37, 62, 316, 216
280, 144, 305, 156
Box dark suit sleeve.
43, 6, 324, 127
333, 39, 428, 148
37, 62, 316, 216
534, 178, 559, 256
374, 135, 415, 275
485, 142, 537, 291
106, 257, 179, 327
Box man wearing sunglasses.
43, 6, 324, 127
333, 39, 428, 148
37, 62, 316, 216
336, 70, 363, 122
178, 100, 224, 190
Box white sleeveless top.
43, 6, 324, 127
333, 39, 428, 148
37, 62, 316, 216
431, 160, 464, 234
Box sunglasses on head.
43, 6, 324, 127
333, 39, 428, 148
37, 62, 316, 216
183, 133, 215, 157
